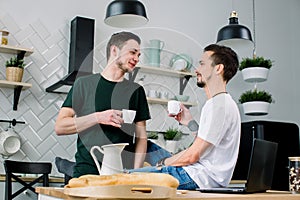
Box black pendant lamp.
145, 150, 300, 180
105, 0, 148, 28
216, 11, 253, 48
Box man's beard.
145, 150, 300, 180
117, 61, 129, 73
197, 81, 205, 88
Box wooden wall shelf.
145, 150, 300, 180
136, 65, 196, 78
0, 45, 33, 57
0, 80, 32, 110
147, 97, 197, 107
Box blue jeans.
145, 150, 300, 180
127, 141, 199, 190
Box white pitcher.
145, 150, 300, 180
90, 143, 128, 175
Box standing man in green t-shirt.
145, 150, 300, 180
55, 32, 151, 178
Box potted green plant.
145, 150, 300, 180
239, 56, 273, 83
164, 127, 183, 153
239, 89, 274, 116
164, 127, 183, 141
5, 56, 26, 82
147, 131, 159, 140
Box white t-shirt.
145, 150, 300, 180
183, 93, 241, 188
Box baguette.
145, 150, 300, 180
66, 173, 179, 188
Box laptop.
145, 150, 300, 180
197, 138, 278, 194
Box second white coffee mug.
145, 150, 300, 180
167, 100, 181, 115
122, 109, 136, 124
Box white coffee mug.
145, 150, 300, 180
161, 91, 169, 100
122, 109, 136, 124
148, 90, 160, 98
167, 100, 181, 115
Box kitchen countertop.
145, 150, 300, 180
36, 187, 300, 200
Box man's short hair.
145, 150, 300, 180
106, 32, 141, 60
204, 44, 239, 83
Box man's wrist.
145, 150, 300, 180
187, 120, 199, 132
156, 157, 167, 168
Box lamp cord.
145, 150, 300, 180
252, 0, 256, 58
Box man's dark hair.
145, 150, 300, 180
106, 32, 141, 61
204, 44, 239, 83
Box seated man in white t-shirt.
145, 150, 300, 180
127, 44, 241, 190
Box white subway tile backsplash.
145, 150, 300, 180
38, 93, 61, 108
54, 133, 76, 149
28, 77, 47, 100
37, 135, 57, 155
31, 19, 51, 40
14, 25, 35, 43
30, 50, 48, 70
27, 62, 47, 84
38, 120, 55, 140
19, 125, 42, 147
58, 37, 69, 55
29, 33, 49, 54
22, 141, 42, 160
52, 143, 75, 161
24, 95, 44, 116
0, 92, 13, 113
39, 105, 57, 124
45, 31, 64, 48
42, 59, 61, 78
23, 110, 43, 132
42, 44, 63, 63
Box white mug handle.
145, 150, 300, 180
160, 41, 165, 51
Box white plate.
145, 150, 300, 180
172, 59, 187, 71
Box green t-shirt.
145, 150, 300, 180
62, 74, 151, 177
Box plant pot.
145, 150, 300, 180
6, 67, 24, 82
241, 67, 269, 83
242, 101, 270, 116
165, 140, 178, 154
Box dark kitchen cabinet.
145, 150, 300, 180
232, 120, 300, 191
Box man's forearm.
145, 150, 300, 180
134, 121, 148, 168
134, 138, 147, 168
56, 113, 98, 135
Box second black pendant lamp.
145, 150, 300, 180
216, 11, 253, 47
104, 0, 148, 28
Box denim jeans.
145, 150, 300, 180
127, 141, 199, 190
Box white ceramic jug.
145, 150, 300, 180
90, 143, 128, 175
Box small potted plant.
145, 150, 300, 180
239, 56, 273, 83
147, 131, 159, 140
164, 127, 183, 153
5, 56, 26, 82
239, 89, 274, 116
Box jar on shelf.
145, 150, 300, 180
289, 157, 300, 194
0, 30, 9, 45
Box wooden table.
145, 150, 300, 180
36, 187, 300, 200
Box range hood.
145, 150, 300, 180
46, 16, 95, 94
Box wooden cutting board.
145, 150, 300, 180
64, 185, 177, 199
